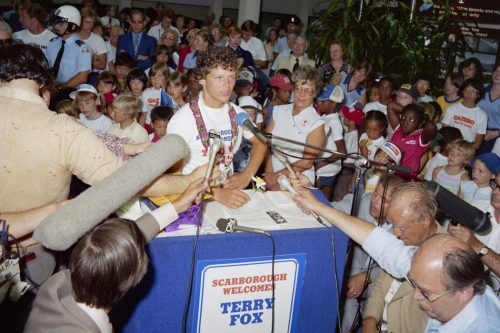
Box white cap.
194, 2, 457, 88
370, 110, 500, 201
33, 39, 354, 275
69, 84, 100, 100
238, 96, 261, 111
378, 142, 402, 164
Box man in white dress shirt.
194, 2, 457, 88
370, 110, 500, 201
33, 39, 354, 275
240, 20, 268, 69
147, 11, 180, 44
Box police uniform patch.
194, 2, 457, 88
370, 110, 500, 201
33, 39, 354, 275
80, 46, 90, 54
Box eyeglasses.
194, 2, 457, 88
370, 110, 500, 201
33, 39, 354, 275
294, 87, 315, 96
463, 87, 479, 94
162, 35, 175, 40
211, 30, 221, 35
490, 179, 500, 191
407, 274, 453, 302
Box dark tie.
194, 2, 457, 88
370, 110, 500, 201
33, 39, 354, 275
53, 40, 65, 78
293, 57, 300, 72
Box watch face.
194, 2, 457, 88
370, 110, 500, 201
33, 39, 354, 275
479, 247, 489, 256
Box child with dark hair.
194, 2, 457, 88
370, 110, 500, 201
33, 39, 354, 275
149, 106, 174, 142
458, 57, 484, 83
415, 74, 434, 102
436, 73, 463, 121
364, 76, 396, 115
442, 78, 487, 151
359, 110, 387, 160
97, 71, 120, 106
388, 103, 437, 176
113, 52, 137, 90
126, 68, 148, 98
167, 71, 188, 110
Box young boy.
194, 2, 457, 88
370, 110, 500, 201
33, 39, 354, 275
415, 75, 434, 102
436, 73, 462, 121
70, 84, 113, 134
315, 84, 346, 200
459, 153, 500, 203
149, 106, 175, 143
423, 126, 463, 180
363, 76, 396, 116
109, 94, 149, 144
167, 47, 267, 208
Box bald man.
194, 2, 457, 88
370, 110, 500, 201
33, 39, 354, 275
293, 186, 500, 332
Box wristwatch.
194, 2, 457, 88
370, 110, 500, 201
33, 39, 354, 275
478, 247, 489, 257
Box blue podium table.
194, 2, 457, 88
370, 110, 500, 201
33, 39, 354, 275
111, 196, 349, 333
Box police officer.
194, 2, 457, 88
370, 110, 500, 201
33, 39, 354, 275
45, 5, 91, 89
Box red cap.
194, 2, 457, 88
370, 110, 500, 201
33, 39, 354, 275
341, 105, 365, 126
270, 74, 293, 91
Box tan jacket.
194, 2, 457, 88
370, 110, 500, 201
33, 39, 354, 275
276, 54, 316, 72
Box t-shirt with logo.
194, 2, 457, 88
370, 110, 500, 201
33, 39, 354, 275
442, 103, 487, 143
391, 125, 429, 175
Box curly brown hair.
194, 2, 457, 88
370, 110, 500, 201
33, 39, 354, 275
193, 46, 238, 81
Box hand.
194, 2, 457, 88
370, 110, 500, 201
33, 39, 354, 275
291, 187, 323, 215
448, 224, 483, 253
263, 171, 280, 191
137, 54, 149, 61
362, 317, 379, 333
212, 188, 250, 208
485, 130, 499, 141
172, 177, 206, 213
290, 171, 312, 188
236, 58, 244, 68
222, 172, 252, 189
346, 272, 368, 299
134, 142, 152, 154
190, 163, 220, 186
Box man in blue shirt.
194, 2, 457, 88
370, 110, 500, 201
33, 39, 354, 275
44, 5, 91, 89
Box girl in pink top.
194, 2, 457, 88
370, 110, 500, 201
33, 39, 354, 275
388, 103, 437, 176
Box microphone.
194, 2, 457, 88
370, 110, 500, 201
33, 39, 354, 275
424, 181, 491, 234
277, 175, 329, 226
204, 129, 222, 186
236, 112, 296, 178
217, 218, 271, 237
34, 134, 188, 251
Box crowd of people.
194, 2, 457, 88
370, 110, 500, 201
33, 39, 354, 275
1, 0, 500, 332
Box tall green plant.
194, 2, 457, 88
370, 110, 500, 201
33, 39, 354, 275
308, 0, 470, 84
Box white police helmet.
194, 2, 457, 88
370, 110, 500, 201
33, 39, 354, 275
53, 5, 81, 27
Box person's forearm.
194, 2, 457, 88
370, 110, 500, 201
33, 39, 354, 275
140, 173, 192, 197
254, 59, 268, 68
92, 54, 107, 70
2, 201, 67, 239
61, 71, 89, 88
242, 138, 267, 178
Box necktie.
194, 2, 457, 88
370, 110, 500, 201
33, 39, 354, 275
53, 40, 65, 78
134, 34, 140, 54
293, 57, 300, 72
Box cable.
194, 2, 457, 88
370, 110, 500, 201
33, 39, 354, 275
181, 200, 204, 333
266, 233, 276, 333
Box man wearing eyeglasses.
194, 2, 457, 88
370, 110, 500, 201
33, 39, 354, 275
292, 181, 500, 332
362, 182, 445, 333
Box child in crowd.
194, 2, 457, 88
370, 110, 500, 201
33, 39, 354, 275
263, 72, 293, 128
315, 84, 346, 201
459, 153, 500, 203
339, 61, 371, 109
367, 82, 379, 103
125, 68, 148, 112
415, 75, 433, 102
113, 52, 137, 90
442, 78, 487, 151
423, 127, 463, 180
109, 94, 149, 144
364, 142, 402, 193
364, 76, 396, 115
334, 106, 364, 201
388, 103, 437, 176
436, 73, 462, 121
167, 71, 189, 110
149, 106, 175, 143
146, 45, 175, 76
432, 139, 473, 194
55, 99, 79, 118
70, 84, 113, 134
140, 62, 174, 126
233, 96, 264, 173
234, 68, 257, 102
386, 83, 419, 138
97, 71, 120, 107
359, 110, 387, 160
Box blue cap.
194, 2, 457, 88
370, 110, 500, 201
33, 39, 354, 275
471, 153, 500, 175
317, 84, 341, 102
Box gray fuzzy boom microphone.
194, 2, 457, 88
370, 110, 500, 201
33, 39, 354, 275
34, 134, 188, 251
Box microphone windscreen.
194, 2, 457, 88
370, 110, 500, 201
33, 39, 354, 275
216, 218, 230, 233
34, 134, 188, 251
236, 112, 250, 127
424, 181, 491, 234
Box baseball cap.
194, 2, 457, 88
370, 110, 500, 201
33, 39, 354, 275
397, 83, 419, 101
270, 73, 293, 91
471, 153, 500, 175
236, 69, 254, 85
341, 105, 365, 126
287, 15, 301, 25
317, 84, 344, 103
378, 141, 402, 165
238, 96, 261, 111
69, 84, 100, 99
